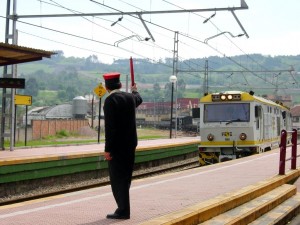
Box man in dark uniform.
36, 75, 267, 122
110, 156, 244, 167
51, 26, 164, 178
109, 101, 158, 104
103, 72, 143, 220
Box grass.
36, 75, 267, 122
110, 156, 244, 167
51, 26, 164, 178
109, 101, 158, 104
13, 139, 97, 147
8, 127, 170, 148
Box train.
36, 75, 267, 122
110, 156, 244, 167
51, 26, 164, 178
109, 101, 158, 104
198, 90, 292, 166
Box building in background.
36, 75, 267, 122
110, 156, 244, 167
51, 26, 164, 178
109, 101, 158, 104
291, 105, 300, 130
23, 96, 88, 125
23, 96, 89, 140
264, 94, 293, 108
136, 98, 199, 132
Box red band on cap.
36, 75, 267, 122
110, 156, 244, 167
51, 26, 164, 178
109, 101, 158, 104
103, 72, 120, 80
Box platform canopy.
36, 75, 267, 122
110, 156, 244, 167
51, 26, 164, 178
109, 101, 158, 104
0, 42, 54, 66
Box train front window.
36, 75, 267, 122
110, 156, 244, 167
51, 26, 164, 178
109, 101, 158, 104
204, 103, 250, 123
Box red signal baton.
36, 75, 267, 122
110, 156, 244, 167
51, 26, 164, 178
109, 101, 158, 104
130, 57, 135, 86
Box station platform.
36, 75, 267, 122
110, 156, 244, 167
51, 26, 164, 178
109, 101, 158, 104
0, 137, 199, 162
0, 137, 200, 198
0, 141, 299, 224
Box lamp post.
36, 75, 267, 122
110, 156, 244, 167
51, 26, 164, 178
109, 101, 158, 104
169, 75, 177, 139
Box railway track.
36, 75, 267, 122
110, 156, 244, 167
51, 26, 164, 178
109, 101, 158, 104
0, 158, 199, 206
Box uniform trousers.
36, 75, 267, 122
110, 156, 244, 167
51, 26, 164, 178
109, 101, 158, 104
108, 150, 135, 215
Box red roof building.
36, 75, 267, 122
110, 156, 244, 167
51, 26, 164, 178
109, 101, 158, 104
136, 98, 199, 122
291, 105, 300, 129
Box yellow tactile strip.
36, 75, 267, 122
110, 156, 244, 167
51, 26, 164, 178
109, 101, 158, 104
0, 152, 103, 166
140, 169, 300, 225
136, 140, 199, 151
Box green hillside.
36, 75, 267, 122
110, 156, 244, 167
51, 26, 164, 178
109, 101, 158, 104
10, 52, 300, 107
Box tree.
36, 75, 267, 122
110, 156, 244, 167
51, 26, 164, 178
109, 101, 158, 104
51, 50, 64, 62
178, 79, 186, 91
66, 86, 79, 101
164, 82, 172, 101
85, 55, 99, 70
153, 82, 161, 92
152, 82, 162, 100
177, 78, 186, 98
58, 90, 67, 101
24, 77, 39, 97
163, 78, 186, 100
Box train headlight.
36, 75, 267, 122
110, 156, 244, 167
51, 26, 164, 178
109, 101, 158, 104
212, 93, 241, 101
239, 133, 247, 140
207, 133, 214, 141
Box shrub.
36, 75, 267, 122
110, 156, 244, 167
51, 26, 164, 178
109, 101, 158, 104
56, 130, 70, 138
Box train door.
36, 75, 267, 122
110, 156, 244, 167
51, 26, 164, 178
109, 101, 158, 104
264, 106, 272, 140
255, 105, 264, 140
282, 111, 286, 129
276, 116, 281, 136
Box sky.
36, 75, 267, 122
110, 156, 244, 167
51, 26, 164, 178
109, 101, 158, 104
1, 0, 300, 66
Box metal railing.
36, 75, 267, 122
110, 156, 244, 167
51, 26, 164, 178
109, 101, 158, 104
279, 129, 298, 175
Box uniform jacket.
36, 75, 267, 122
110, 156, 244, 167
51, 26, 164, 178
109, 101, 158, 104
104, 90, 143, 158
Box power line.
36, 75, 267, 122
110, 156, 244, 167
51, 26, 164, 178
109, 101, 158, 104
18, 30, 120, 58
3, 16, 115, 47
160, 0, 291, 75
42, 0, 139, 39
4, 1, 294, 87
13, 1, 248, 19
4, 1, 226, 73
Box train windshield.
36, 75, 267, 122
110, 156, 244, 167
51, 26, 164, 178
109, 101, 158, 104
204, 103, 250, 123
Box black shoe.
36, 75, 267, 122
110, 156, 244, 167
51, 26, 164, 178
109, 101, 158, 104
106, 213, 130, 219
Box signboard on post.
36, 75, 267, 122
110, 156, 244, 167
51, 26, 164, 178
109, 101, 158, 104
14, 94, 32, 147
93, 83, 106, 98
0, 78, 25, 89
93, 83, 106, 143
14, 95, 32, 105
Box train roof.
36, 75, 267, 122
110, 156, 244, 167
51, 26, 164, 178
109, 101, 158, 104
200, 90, 289, 110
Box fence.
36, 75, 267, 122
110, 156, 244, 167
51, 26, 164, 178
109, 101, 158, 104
31, 119, 89, 140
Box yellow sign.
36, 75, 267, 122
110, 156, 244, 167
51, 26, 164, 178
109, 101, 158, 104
15, 94, 32, 106
222, 132, 232, 137
94, 83, 106, 98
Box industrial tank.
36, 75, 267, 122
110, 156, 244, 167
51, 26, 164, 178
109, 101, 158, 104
72, 96, 88, 119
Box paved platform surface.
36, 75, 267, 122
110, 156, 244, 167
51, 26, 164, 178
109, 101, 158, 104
0, 137, 199, 161
289, 212, 300, 225
0, 143, 298, 225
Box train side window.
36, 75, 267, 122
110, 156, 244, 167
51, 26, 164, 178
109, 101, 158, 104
255, 105, 261, 117
282, 111, 286, 119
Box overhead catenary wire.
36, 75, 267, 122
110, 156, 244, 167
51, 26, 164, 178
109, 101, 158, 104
3, 0, 296, 91
7, 0, 250, 74
18, 30, 120, 58
90, 0, 252, 75
160, 0, 292, 81
37, 0, 179, 61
